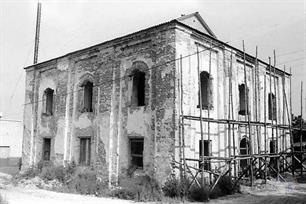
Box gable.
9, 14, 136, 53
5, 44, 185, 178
177, 12, 216, 38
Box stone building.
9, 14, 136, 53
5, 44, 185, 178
22, 12, 291, 185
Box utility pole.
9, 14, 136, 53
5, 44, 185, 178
30, 2, 41, 165
33, 2, 41, 64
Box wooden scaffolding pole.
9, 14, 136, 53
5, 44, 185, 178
230, 50, 237, 178
273, 50, 280, 180
300, 81, 303, 176
208, 41, 212, 185
242, 41, 253, 186
290, 68, 294, 175
196, 46, 205, 186
180, 55, 187, 179
264, 59, 268, 183
228, 50, 232, 181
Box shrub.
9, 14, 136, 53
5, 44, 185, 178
20, 167, 39, 179
217, 175, 237, 195
162, 176, 189, 198
67, 167, 97, 194
188, 184, 209, 202
113, 175, 162, 202
40, 166, 56, 181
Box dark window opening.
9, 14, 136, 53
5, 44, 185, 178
83, 81, 93, 112
268, 93, 277, 120
238, 84, 247, 115
269, 140, 277, 167
131, 70, 145, 106
198, 71, 212, 109
43, 138, 51, 161
240, 138, 250, 170
80, 138, 91, 165
44, 88, 54, 115
199, 140, 211, 170
130, 138, 144, 168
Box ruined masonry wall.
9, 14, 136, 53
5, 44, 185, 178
22, 23, 177, 184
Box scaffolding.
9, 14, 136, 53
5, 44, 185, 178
175, 41, 306, 190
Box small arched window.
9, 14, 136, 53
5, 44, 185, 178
43, 88, 54, 115
240, 137, 250, 169
198, 71, 212, 109
82, 81, 93, 112
131, 69, 145, 106
239, 84, 247, 115
268, 93, 276, 120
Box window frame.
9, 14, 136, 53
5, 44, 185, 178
129, 138, 144, 169
82, 81, 93, 113
79, 137, 91, 166
42, 138, 51, 161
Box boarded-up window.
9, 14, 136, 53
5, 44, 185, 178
199, 140, 211, 170
80, 138, 91, 165
83, 81, 93, 112
130, 138, 144, 168
131, 70, 145, 106
43, 138, 51, 161
268, 93, 277, 120
239, 84, 247, 115
198, 71, 212, 109
43, 88, 54, 115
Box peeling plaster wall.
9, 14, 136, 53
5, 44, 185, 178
175, 25, 291, 177
22, 23, 176, 185
22, 21, 290, 185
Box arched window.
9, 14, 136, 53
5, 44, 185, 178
131, 69, 145, 106
240, 137, 250, 169
198, 71, 212, 109
82, 81, 93, 112
43, 88, 54, 115
239, 84, 247, 115
268, 93, 276, 120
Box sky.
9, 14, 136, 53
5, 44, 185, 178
0, 0, 305, 120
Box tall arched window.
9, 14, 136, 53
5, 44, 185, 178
83, 81, 93, 112
268, 93, 276, 120
239, 84, 247, 115
131, 69, 145, 106
43, 88, 54, 115
198, 71, 212, 109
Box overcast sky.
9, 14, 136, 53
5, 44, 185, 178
0, 0, 305, 120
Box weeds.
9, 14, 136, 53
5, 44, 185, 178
112, 175, 162, 202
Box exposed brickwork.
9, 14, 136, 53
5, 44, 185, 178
22, 19, 291, 185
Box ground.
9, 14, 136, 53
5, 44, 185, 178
1, 169, 306, 204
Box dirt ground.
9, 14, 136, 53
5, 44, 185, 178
1, 172, 306, 204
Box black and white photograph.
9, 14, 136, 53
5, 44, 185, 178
0, 0, 306, 203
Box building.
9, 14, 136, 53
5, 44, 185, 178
0, 118, 23, 168
22, 12, 291, 185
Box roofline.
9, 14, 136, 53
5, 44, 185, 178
24, 19, 290, 76
24, 20, 177, 70
174, 21, 291, 76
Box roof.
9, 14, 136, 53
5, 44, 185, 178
176, 12, 217, 38
24, 12, 290, 76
